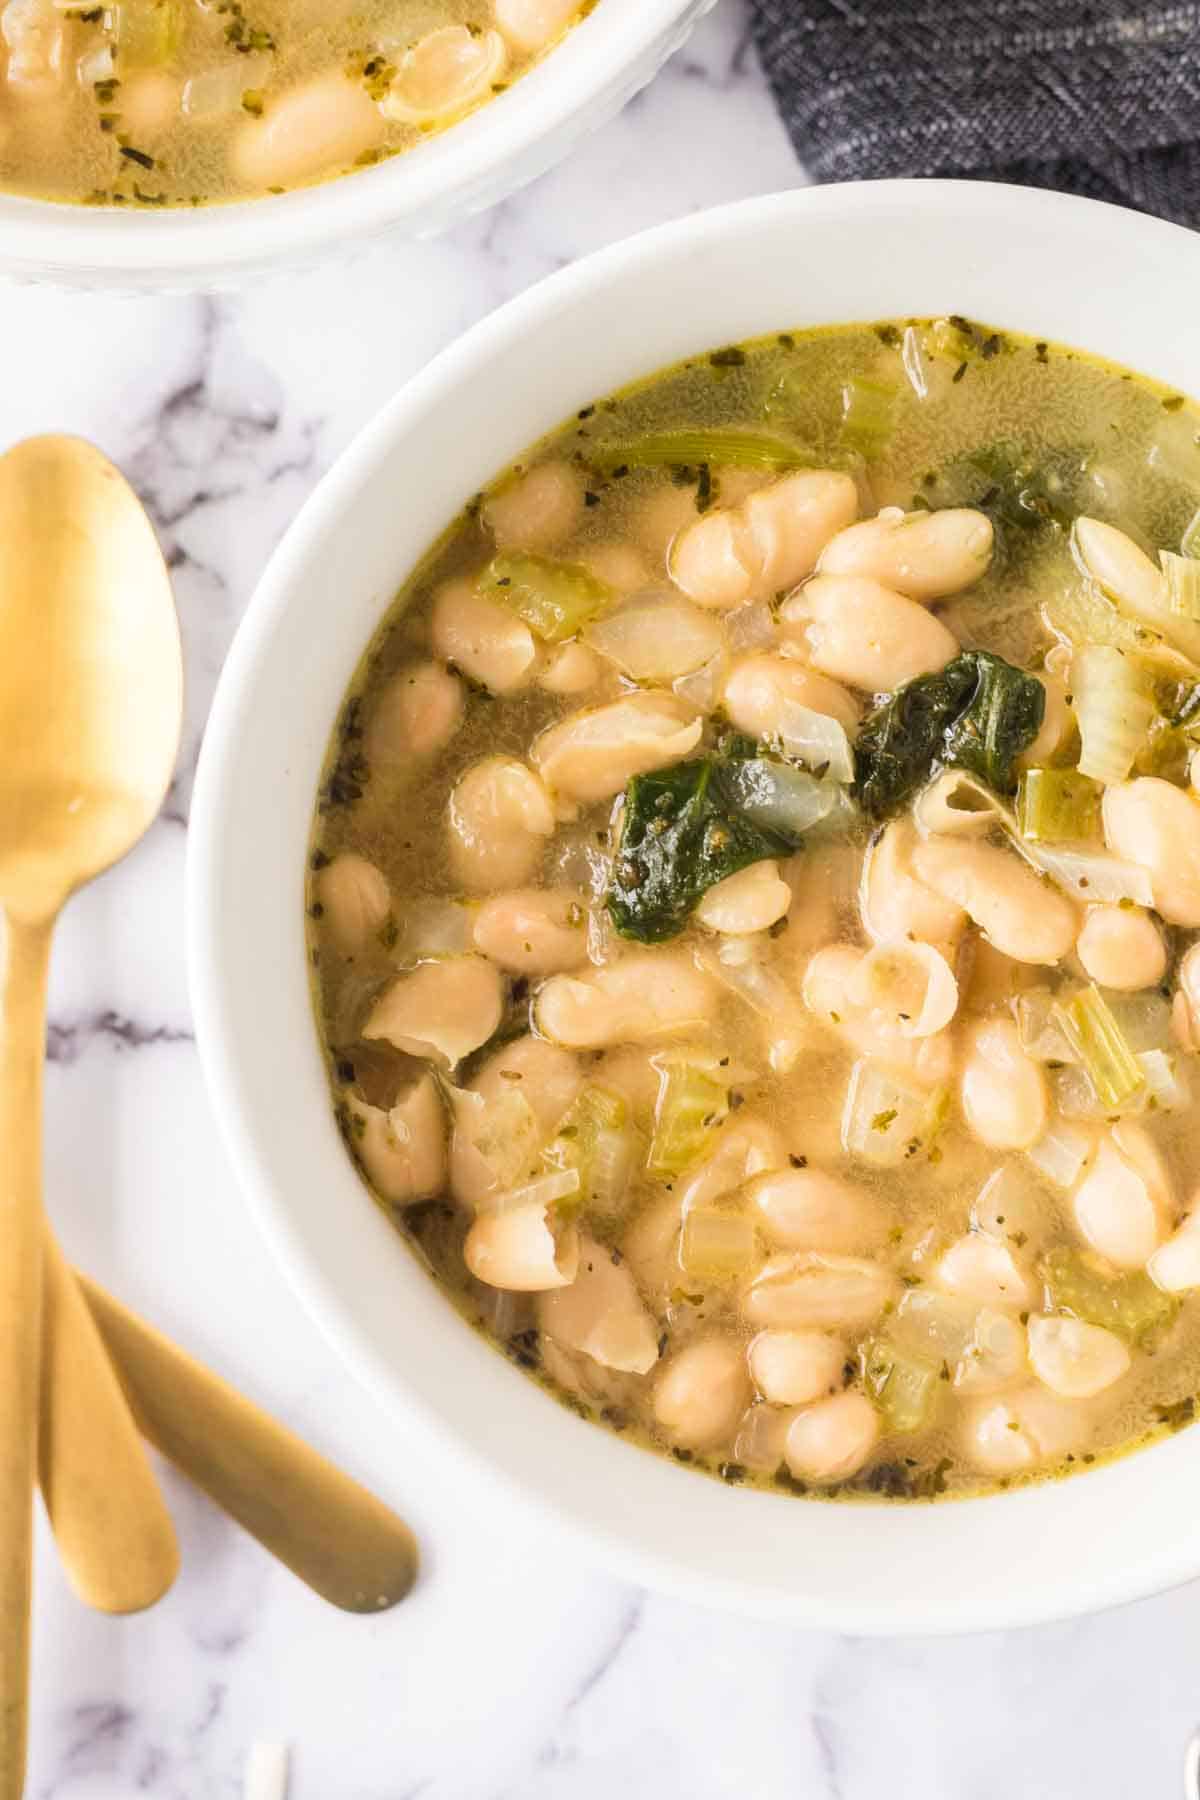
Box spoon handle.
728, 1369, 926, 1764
0, 916, 51, 1800
39, 1228, 180, 1614
77, 1275, 419, 1614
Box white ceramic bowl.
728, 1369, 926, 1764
0, 0, 712, 290
190, 180, 1200, 1631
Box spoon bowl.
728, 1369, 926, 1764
0, 438, 182, 923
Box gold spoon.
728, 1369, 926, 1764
77, 1273, 419, 1613
0, 436, 183, 1797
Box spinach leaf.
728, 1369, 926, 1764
853, 650, 1045, 823
607, 757, 802, 944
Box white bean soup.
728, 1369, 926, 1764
0, 0, 588, 205
309, 318, 1200, 1503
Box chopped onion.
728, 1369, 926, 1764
1025, 1118, 1094, 1189
1020, 844, 1154, 906
719, 759, 841, 839
841, 1060, 947, 1168
726, 601, 776, 653
734, 1402, 794, 1472
673, 654, 727, 714
1182, 506, 1200, 560
1137, 1048, 1190, 1112
585, 595, 723, 681
481, 1166, 580, 1219
1104, 989, 1173, 1053
698, 940, 812, 1073
76, 42, 115, 85
771, 700, 855, 784
1071, 643, 1156, 786
544, 1085, 637, 1219
1163, 549, 1200, 622
395, 897, 476, 965
1013, 989, 1076, 1064
182, 55, 269, 119
901, 325, 930, 400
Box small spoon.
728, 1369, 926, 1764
0, 436, 183, 1796
78, 1273, 419, 1613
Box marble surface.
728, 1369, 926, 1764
14, 3, 1200, 1796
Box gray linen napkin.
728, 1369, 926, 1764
748, 0, 1200, 224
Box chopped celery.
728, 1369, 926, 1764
589, 429, 814, 472
1182, 505, 1200, 560
862, 1339, 940, 1433
545, 1085, 636, 1219
1163, 550, 1200, 621
679, 1208, 757, 1280
1016, 768, 1101, 844
1040, 1247, 1180, 1347
648, 1061, 729, 1178
840, 376, 895, 458
483, 552, 611, 644
115, 0, 181, 67
1071, 644, 1156, 785
1053, 984, 1145, 1109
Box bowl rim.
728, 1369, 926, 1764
0, 0, 704, 283
189, 178, 1200, 1630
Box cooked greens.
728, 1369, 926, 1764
853, 650, 1045, 823
608, 753, 808, 943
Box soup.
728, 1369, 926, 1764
309, 316, 1200, 1502
0, 0, 587, 206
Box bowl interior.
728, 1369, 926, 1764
190, 180, 1200, 1629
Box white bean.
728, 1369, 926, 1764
366, 660, 465, 765
845, 938, 959, 1038
744, 1252, 899, 1331
538, 641, 603, 696
960, 1384, 1086, 1475
749, 1330, 846, 1406
532, 693, 702, 803
464, 1202, 579, 1292
1076, 904, 1166, 991
483, 460, 584, 553
779, 574, 958, 690
935, 1233, 1034, 1309
1071, 1130, 1166, 1269
1074, 517, 1200, 659
695, 860, 791, 934
364, 954, 504, 1070
959, 1016, 1048, 1151
432, 576, 537, 695
448, 756, 555, 891
382, 26, 507, 124
816, 506, 993, 600
348, 1073, 446, 1206
494, 0, 581, 53
670, 470, 858, 609
1026, 1315, 1130, 1399
232, 73, 385, 191
746, 1166, 887, 1254
722, 651, 860, 737
911, 837, 1078, 965
858, 818, 967, 951
784, 1391, 879, 1483
1102, 777, 1200, 926
315, 852, 391, 954
472, 887, 588, 975
652, 1336, 752, 1451
801, 943, 955, 1088
953, 1309, 1028, 1396
535, 950, 715, 1048
538, 1234, 659, 1374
